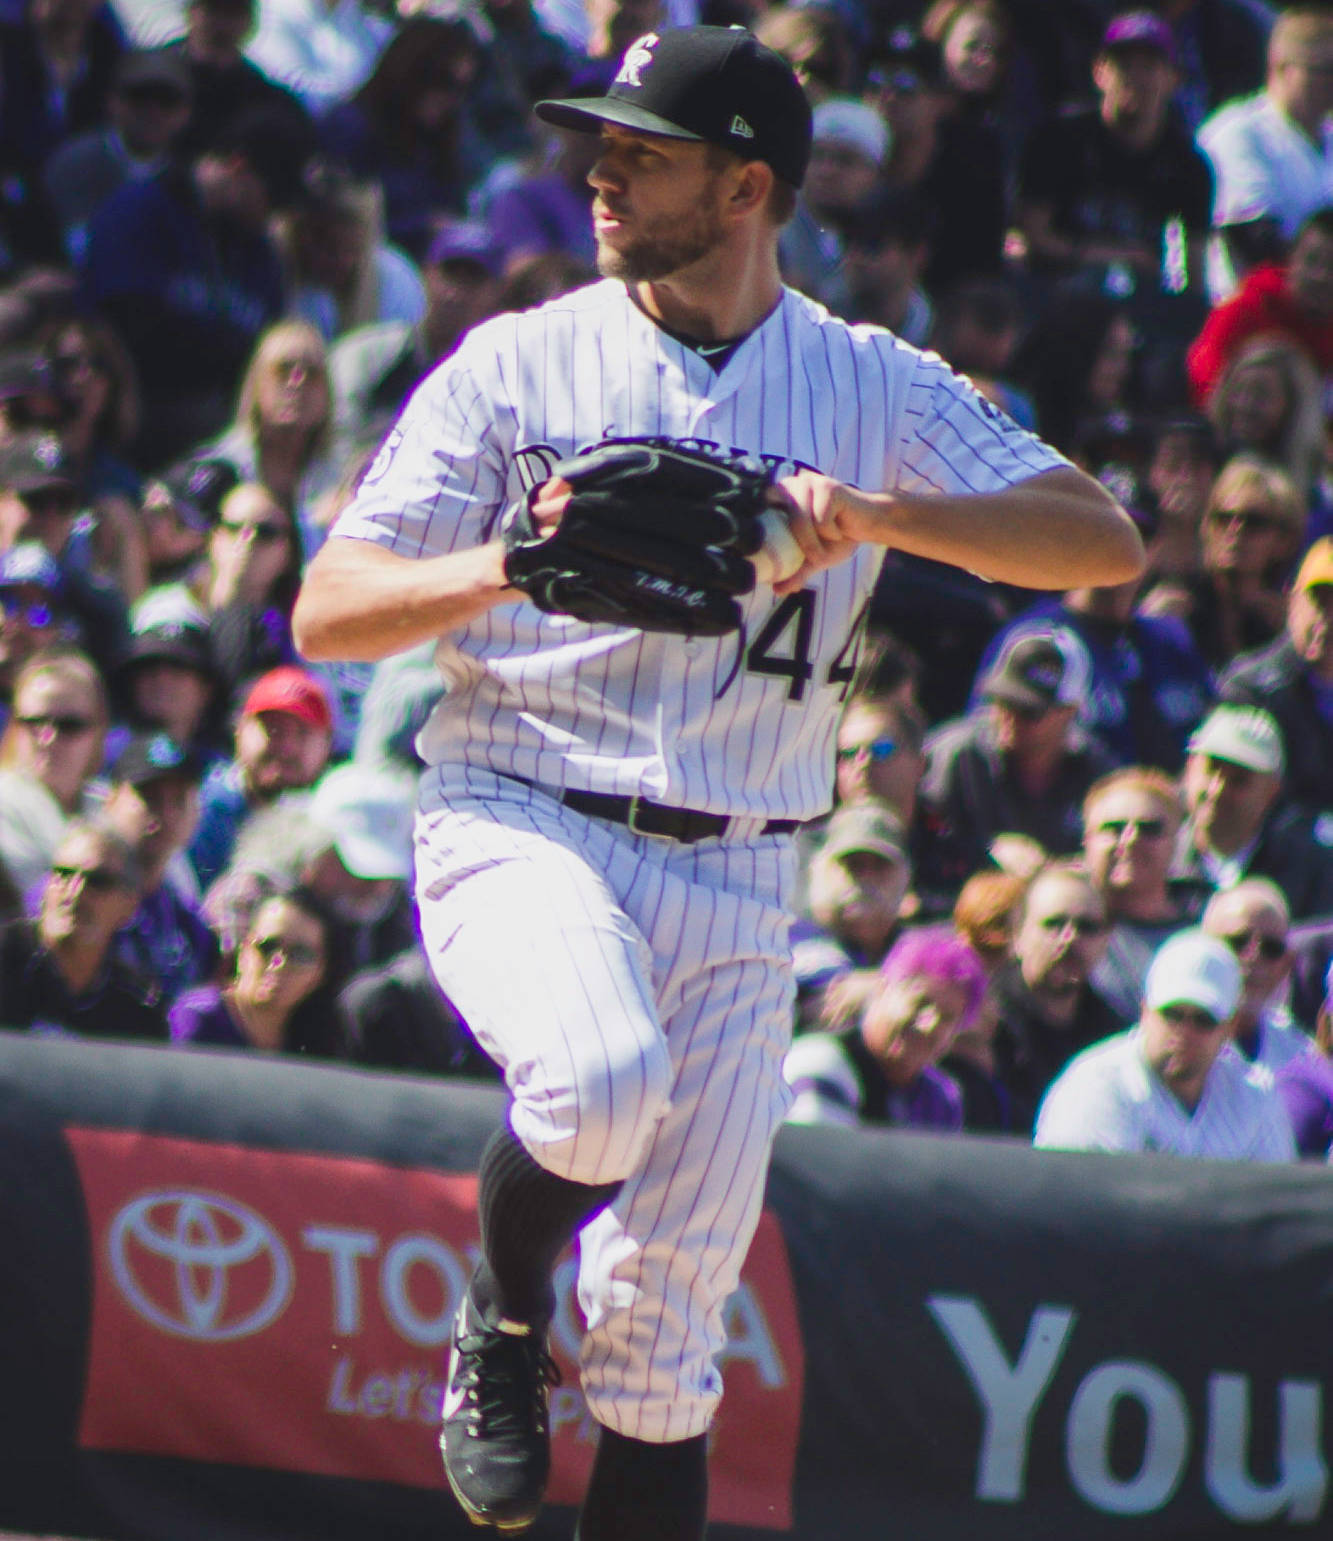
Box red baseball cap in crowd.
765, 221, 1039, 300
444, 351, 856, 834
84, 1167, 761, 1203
240, 665, 332, 731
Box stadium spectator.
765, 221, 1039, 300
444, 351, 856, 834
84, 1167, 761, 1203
1204, 332, 1325, 499
1139, 454, 1301, 671
80, 106, 307, 469
0, 0, 127, 235
1081, 766, 1193, 1022
188, 663, 332, 889
1197, 5, 1333, 302
340, 944, 499, 1079
101, 730, 217, 998
0, 430, 129, 665
1187, 206, 1333, 407
928, 276, 1035, 427
317, 18, 488, 265
944, 866, 1026, 1132
839, 189, 935, 344
1218, 537, 1333, 817
1034, 927, 1296, 1159
753, 4, 857, 107
783, 924, 988, 1130
329, 219, 507, 452
0, 542, 81, 713
792, 800, 912, 1034
1142, 412, 1222, 578
1016, 9, 1213, 376
919, 626, 1114, 899
0, 816, 168, 1041
0, 348, 71, 443
992, 860, 1120, 1133
1009, 287, 1139, 458
1276, 956, 1333, 1155
169, 883, 346, 1054
216, 760, 416, 977
273, 160, 425, 345
42, 46, 194, 264
1201, 878, 1314, 1072
867, 24, 1007, 296
243, 0, 393, 118
138, 455, 238, 589
198, 321, 341, 557
0, 649, 109, 895
171, 0, 311, 159
115, 609, 224, 758
976, 543, 1214, 774
191, 481, 303, 699
1131, 0, 1273, 135
1174, 703, 1333, 921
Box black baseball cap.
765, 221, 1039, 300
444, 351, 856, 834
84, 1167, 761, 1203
157, 455, 240, 532
112, 731, 205, 788
536, 26, 813, 190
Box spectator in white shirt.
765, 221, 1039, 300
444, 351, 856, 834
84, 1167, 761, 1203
1198, 5, 1333, 299
1035, 927, 1297, 1160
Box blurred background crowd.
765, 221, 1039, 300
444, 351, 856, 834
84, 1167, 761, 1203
2, 0, 1333, 1161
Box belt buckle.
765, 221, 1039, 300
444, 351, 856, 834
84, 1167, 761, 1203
626, 794, 671, 840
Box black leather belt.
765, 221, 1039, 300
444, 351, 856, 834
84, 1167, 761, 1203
556, 786, 799, 843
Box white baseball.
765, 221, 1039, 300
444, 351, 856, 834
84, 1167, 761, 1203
750, 508, 805, 585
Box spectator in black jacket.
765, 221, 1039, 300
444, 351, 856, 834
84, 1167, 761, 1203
1173, 703, 1333, 921
992, 860, 1121, 1133
1218, 538, 1333, 819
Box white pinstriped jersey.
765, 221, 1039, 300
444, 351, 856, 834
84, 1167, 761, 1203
333, 280, 1066, 820
1034, 1029, 1297, 1161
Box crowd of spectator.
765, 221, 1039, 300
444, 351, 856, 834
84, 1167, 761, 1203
2, 0, 1333, 1166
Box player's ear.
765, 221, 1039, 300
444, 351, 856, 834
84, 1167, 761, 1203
727, 159, 774, 219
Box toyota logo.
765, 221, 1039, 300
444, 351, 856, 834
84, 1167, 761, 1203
108, 1190, 293, 1341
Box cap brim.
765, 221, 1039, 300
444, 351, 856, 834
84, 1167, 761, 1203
334, 831, 410, 883
535, 95, 705, 142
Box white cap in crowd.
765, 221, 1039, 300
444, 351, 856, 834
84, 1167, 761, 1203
1144, 929, 1242, 1023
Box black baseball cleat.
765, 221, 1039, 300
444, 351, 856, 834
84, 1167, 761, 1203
440, 1290, 561, 1533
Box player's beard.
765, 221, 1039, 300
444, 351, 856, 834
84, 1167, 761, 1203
595, 190, 727, 282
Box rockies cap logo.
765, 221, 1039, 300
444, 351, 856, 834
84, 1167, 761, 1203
615, 32, 659, 89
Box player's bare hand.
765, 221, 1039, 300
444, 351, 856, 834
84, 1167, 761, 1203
768, 471, 861, 595
528, 477, 572, 533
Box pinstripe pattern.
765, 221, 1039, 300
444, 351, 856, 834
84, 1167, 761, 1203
335, 278, 1070, 1440
415, 765, 795, 1439
332, 281, 1067, 820
1034, 1030, 1298, 1161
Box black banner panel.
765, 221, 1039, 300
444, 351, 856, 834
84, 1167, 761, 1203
1, 1034, 1331, 1540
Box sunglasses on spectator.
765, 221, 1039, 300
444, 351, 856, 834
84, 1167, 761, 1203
836, 736, 897, 763
1219, 930, 1286, 961
1094, 817, 1168, 839
1207, 507, 1276, 534
50, 863, 126, 891
0, 596, 52, 627
250, 935, 322, 967
270, 357, 325, 379
15, 712, 95, 736
1039, 913, 1107, 935
218, 518, 288, 542
1159, 1003, 1224, 1031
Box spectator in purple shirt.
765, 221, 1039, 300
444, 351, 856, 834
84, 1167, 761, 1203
783, 924, 988, 1131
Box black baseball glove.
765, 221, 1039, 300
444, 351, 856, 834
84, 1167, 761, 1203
500, 437, 774, 635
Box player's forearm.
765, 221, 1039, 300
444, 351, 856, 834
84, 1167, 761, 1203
292, 536, 511, 662
845, 466, 1145, 590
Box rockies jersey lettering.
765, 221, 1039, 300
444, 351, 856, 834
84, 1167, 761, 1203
334, 280, 1065, 818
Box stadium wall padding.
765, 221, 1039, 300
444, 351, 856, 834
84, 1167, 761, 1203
1, 1032, 1332, 1540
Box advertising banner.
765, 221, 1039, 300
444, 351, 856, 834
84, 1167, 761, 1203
2, 1034, 1332, 1540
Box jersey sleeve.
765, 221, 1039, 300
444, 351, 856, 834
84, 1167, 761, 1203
1033, 1052, 1139, 1153
328, 346, 510, 561
892, 348, 1068, 499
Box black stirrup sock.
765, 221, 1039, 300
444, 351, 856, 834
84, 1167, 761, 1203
469, 1120, 622, 1326
576, 1426, 709, 1541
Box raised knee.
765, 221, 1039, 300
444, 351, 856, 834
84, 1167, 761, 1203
561, 1033, 673, 1185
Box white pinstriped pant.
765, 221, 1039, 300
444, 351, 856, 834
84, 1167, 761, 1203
415, 765, 797, 1443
